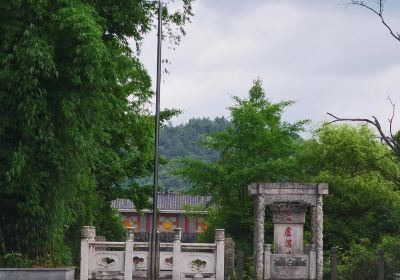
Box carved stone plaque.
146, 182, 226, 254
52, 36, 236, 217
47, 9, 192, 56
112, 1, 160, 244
272, 254, 309, 279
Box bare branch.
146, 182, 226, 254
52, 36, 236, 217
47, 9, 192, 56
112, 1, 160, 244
324, 113, 375, 126
379, 0, 384, 15
387, 96, 396, 138
324, 112, 400, 159
350, 0, 400, 42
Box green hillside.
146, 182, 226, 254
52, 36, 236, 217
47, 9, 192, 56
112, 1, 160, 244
158, 117, 230, 191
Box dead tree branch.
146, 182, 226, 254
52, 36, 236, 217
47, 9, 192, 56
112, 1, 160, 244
387, 96, 396, 138
325, 112, 400, 159
350, 0, 400, 42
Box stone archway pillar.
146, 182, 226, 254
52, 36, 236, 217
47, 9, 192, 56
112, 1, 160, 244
311, 188, 325, 280
249, 183, 328, 280
253, 195, 266, 280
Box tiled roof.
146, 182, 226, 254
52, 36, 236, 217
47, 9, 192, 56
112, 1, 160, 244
111, 192, 212, 212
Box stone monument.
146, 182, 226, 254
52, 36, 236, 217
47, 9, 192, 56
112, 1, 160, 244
248, 183, 328, 280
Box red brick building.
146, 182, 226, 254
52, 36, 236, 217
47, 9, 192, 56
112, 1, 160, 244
111, 192, 211, 242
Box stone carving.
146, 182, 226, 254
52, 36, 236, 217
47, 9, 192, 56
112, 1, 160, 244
190, 259, 207, 272
315, 196, 324, 280
249, 183, 328, 280
271, 203, 307, 224
94, 253, 120, 270
100, 257, 115, 266
274, 267, 308, 279
164, 256, 173, 266
254, 195, 265, 280
275, 268, 290, 278
132, 256, 144, 266
81, 226, 96, 239
273, 257, 307, 267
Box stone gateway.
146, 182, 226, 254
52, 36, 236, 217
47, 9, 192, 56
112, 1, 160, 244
248, 183, 328, 280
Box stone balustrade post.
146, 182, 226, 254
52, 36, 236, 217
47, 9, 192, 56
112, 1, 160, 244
80, 226, 96, 280
215, 229, 225, 280
173, 228, 182, 280
309, 244, 316, 280
124, 227, 134, 280
224, 238, 235, 279
263, 244, 271, 280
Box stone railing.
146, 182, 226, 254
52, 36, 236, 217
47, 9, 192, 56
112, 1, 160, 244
80, 226, 225, 280
133, 232, 199, 243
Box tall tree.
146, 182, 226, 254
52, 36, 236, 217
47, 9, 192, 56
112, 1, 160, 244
178, 79, 308, 249
296, 125, 400, 249
0, 0, 193, 264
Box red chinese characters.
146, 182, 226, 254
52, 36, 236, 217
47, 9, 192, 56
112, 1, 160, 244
284, 226, 292, 254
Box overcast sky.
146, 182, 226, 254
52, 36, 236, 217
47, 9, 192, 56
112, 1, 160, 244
138, 0, 400, 132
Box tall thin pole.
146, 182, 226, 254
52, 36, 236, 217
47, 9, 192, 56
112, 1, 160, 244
149, 1, 163, 280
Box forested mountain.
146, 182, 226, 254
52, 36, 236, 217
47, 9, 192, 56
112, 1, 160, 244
156, 117, 230, 191
160, 117, 230, 160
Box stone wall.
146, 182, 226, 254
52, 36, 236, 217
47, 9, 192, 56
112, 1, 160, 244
0, 268, 75, 280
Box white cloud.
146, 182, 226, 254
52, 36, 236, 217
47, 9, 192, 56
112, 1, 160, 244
137, 0, 400, 132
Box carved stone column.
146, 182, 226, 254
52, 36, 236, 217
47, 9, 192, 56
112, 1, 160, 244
311, 206, 317, 244
80, 226, 96, 280
253, 195, 265, 280
264, 244, 272, 280
311, 195, 324, 280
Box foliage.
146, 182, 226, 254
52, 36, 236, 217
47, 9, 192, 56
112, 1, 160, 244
160, 117, 230, 160
327, 235, 400, 280
0, 0, 193, 265
140, 117, 230, 191
160, 117, 230, 191
379, 235, 400, 277
178, 79, 308, 267
337, 239, 377, 280
296, 125, 400, 250
0, 253, 33, 268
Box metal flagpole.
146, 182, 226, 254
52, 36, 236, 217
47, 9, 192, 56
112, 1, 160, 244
149, 1, 163, 279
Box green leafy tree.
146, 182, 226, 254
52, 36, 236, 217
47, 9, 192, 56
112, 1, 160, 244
332, 235, 400, 280
296, 125, 400, 250
0, 0, 193, 265
178, 79, 308, 252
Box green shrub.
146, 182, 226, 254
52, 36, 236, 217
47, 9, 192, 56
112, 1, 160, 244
0, 252, 33, 268
327, 235, 400, 280
379, 235, 400, 278
337, 239, 377, 280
